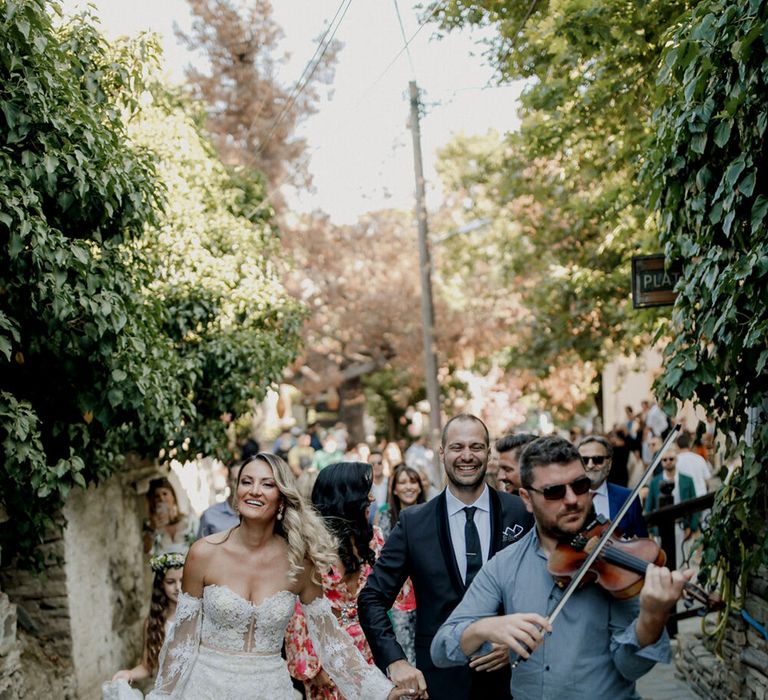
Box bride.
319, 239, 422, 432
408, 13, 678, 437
148, 453, 411, 700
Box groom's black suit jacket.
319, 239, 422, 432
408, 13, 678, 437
358, 487, 533, 700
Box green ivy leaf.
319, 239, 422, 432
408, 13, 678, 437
726, 158, 746, 186
691, 133, 708, 154
751, 195, 768, 231
713, 120, 731, 147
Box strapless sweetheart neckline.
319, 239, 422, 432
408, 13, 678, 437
204, 583, 296, 609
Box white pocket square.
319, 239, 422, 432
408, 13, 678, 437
502, 524, 524, 542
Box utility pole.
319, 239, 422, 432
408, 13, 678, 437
408, 80, 442, 489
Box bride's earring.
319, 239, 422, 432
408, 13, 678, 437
277, 504, 284, 521
234, 501, 239, 515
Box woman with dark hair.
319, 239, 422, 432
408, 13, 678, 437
286, 461, 384, 700
382, 464, 426, 666
143, 478, 198, 555
379, 464, 426, 539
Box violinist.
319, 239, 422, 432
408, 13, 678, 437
430, 435, 694, 700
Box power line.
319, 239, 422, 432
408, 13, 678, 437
256, 0, 354, 157
355, 2, 441, 107
392, 0, 416, 77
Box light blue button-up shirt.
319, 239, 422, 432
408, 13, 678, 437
430, 528, 671, 700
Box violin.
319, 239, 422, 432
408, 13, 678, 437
547, 517, 722, 610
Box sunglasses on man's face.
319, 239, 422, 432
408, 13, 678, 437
526, 475, 593, 501
661, 457, 676, 463
580, 454, 607, 467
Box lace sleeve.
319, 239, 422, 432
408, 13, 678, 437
147, 592, 202, 698
302, 596, 393, 700
285, 599, 321, 681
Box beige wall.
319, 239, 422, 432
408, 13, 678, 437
602, 347, 706, 435
63, 473, 148, 699
2, 457, 211, 699
601, 347, 664, 430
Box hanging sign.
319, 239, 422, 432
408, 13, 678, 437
631, 254, 683, 308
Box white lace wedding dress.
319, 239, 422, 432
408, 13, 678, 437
147, 585, 393, 699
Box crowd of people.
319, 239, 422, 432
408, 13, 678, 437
102, 405, 715, 700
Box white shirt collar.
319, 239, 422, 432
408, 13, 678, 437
445, 484, 490, 517
592, 480, 609, 497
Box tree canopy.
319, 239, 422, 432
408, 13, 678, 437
0, 1, 302, 566
426, 0, 691, 406
177, 0, 339, 197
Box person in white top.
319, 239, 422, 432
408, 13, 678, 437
368, 450, 389, 522
673, 432, 711, 497
645, 401, 670, 438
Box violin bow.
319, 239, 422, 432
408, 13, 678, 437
510, 422, 681, 669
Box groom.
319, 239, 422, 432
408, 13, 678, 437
359, 414, 533, 699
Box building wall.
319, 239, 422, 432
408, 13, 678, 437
0, 589, 22, 699
601, 347, 705, 433
0, 455, 213, 699
0, 536, 76, 699
63, 473, 148, 700
601, 347, 664, 430
0, 461, 153, 699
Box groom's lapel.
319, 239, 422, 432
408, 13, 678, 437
435, 491, 465, 595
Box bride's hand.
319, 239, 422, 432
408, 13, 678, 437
112, 669, 131, 682
388, 687, 428, 699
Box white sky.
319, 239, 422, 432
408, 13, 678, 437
60, 0, 523, 224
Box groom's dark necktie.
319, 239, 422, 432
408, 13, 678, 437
463, 506, 482, 586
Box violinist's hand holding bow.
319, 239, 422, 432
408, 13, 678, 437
636, 563, 695, 647
461, 613, 551, 661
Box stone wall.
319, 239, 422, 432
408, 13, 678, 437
62, 473, 149, 699
676, 565, 768, 699
0, 533, 76, 699
0, 590, 22, 700
0, 460, 156, 699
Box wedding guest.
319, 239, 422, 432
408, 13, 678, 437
381, 464, 427, 667
143, 478, 197, 555
197, 462, 240, 538
111, 551, 184, 688
286, 462, 384, 699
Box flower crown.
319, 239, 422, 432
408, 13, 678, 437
150, 551, 185, 573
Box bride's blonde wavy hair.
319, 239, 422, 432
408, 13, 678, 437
240, 452, 338, 582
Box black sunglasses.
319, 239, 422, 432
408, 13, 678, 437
580, 455, 607, 466
527, 475, 593, 501
661, 457, 676, 463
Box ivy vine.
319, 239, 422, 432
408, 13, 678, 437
0, 1, 302, 568
648, 0, 768, 643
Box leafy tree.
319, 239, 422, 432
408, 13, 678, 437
129, 80, 304, 457
0, 1, 301, 566
282, 210, 425, 443
1, 1, 164, 565
433, 133, 606, 420
648, 0, 768, 634
426, 0, 690, 392
177, 0, 338, 196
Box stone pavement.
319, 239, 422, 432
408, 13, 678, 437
638, 617, 703, 700
637, 655, 701, 700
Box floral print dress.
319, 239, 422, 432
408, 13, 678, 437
285, 529, 385, 700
